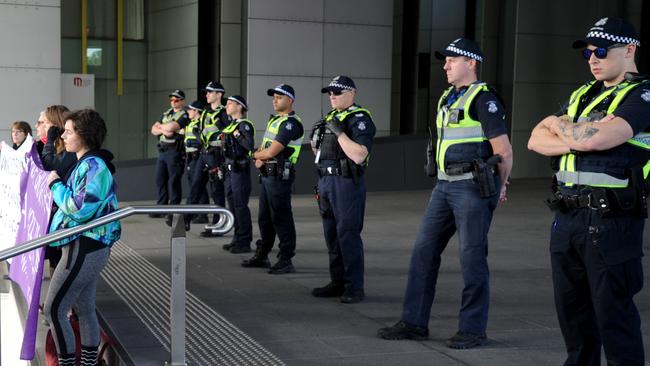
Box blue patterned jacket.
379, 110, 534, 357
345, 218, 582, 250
48, 150, 121, 247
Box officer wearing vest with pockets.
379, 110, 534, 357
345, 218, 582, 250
310, 76, 377, 304
528, 17, 649, 366
150, 89, 190, 222
379, 38, 513, 348
242, 84, 303, 274
188, 81, 229, 236
221, 95, 255, 254
184, 100, 210, 224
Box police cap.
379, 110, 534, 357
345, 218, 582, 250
573, 17, 640, 49
434, 38, 484, 62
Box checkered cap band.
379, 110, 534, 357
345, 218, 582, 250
328, 82, 355, 91
446, 46, 483, 62
206, 86, 225, 92
586, 31, 641, 46
273, 87, 295, 100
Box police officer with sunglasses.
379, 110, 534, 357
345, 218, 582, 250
528, 17, 649, 365
150, 90, 190, 220
309, 76, 376, 304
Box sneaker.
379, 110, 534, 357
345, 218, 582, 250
268, 258, 295, 274
241, 250, 270, 268
378, 321, 429, 340
192, 215, 209, 224
311, 282, 345, 297
445, 331, 487, 349
229, 245, 252, 254
148, 213, 164, 218
340, 288, 364, 304
200, 230, 224, 238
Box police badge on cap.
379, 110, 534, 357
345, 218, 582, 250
434, 38, 484, 62
573, 17, 640, 48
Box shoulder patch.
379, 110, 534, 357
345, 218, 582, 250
487, 101, 498, 113
285, 122, 293, 130
641, 89, 650, 102
357, 121, 366, 131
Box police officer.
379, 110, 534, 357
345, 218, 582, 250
241, 84, 303, 273
378, 39, 512, 347
184, 100, 210, 224
188, 81, 229, 237
528, 18, 648, 365
221, 95, 254, 253
150, 90, 190, 221
310, 76, 376, 304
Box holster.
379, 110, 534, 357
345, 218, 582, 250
472, 158, 498, 198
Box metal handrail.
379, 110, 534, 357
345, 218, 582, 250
0, 204, 233, 365
0, 205, 234, 262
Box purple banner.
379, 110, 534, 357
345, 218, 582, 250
7, 142, 53, 360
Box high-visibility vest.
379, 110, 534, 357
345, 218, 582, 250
159, 108, 186, 144
556, 80, 650, 188
435, 83, 492, 181
261, 113, 303, 164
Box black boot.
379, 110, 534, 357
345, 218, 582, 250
268, 257, 295, 274
241, 248, 270, 268
311, 282, 345, 297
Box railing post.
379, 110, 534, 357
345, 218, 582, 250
167, 214, 187, 366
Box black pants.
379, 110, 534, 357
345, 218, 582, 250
185, 155, 208, 205
155, 149, 184, 205
551, 208, 645, 366
225, 166, 252, 248
257, 175, 296, 259
318, 175, 367, 290
188, 151, 225, 210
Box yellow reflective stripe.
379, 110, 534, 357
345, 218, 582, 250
607, 83, 638, 113
434, 85, 488, 171
566, 82, 594, 118
555, 171, 628, 188
628, 132, 650, 150
643, 160, 650, 179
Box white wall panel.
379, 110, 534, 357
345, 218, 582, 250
324, 0, 392, 26
248, 19, 323, 76
247, 75, 323, 143
323, 24, 392, 78
0, 4, 59, 68
0, 2, 60, 143
249, 0, 323, 22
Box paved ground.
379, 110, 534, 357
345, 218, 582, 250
92, 178, 650, 365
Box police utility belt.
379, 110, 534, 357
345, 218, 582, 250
441, 155, 501, 198
157, 141, 181, 152
317, 158, 363, 177
224, 158, 250, 172
261, 159, 293, 180
546, 186, 646, 217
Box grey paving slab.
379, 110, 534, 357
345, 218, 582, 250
94, 178, 650, 365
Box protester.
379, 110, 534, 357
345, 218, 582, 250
42, 109, 121, 366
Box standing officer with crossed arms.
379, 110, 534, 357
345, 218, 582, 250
528, 17, 649, 365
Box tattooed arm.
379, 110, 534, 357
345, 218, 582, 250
544, 114, 633, 151
528, 116, 571, 156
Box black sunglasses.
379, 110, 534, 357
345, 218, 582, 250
582, 44, 627, 60
328, 90, 349, 96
